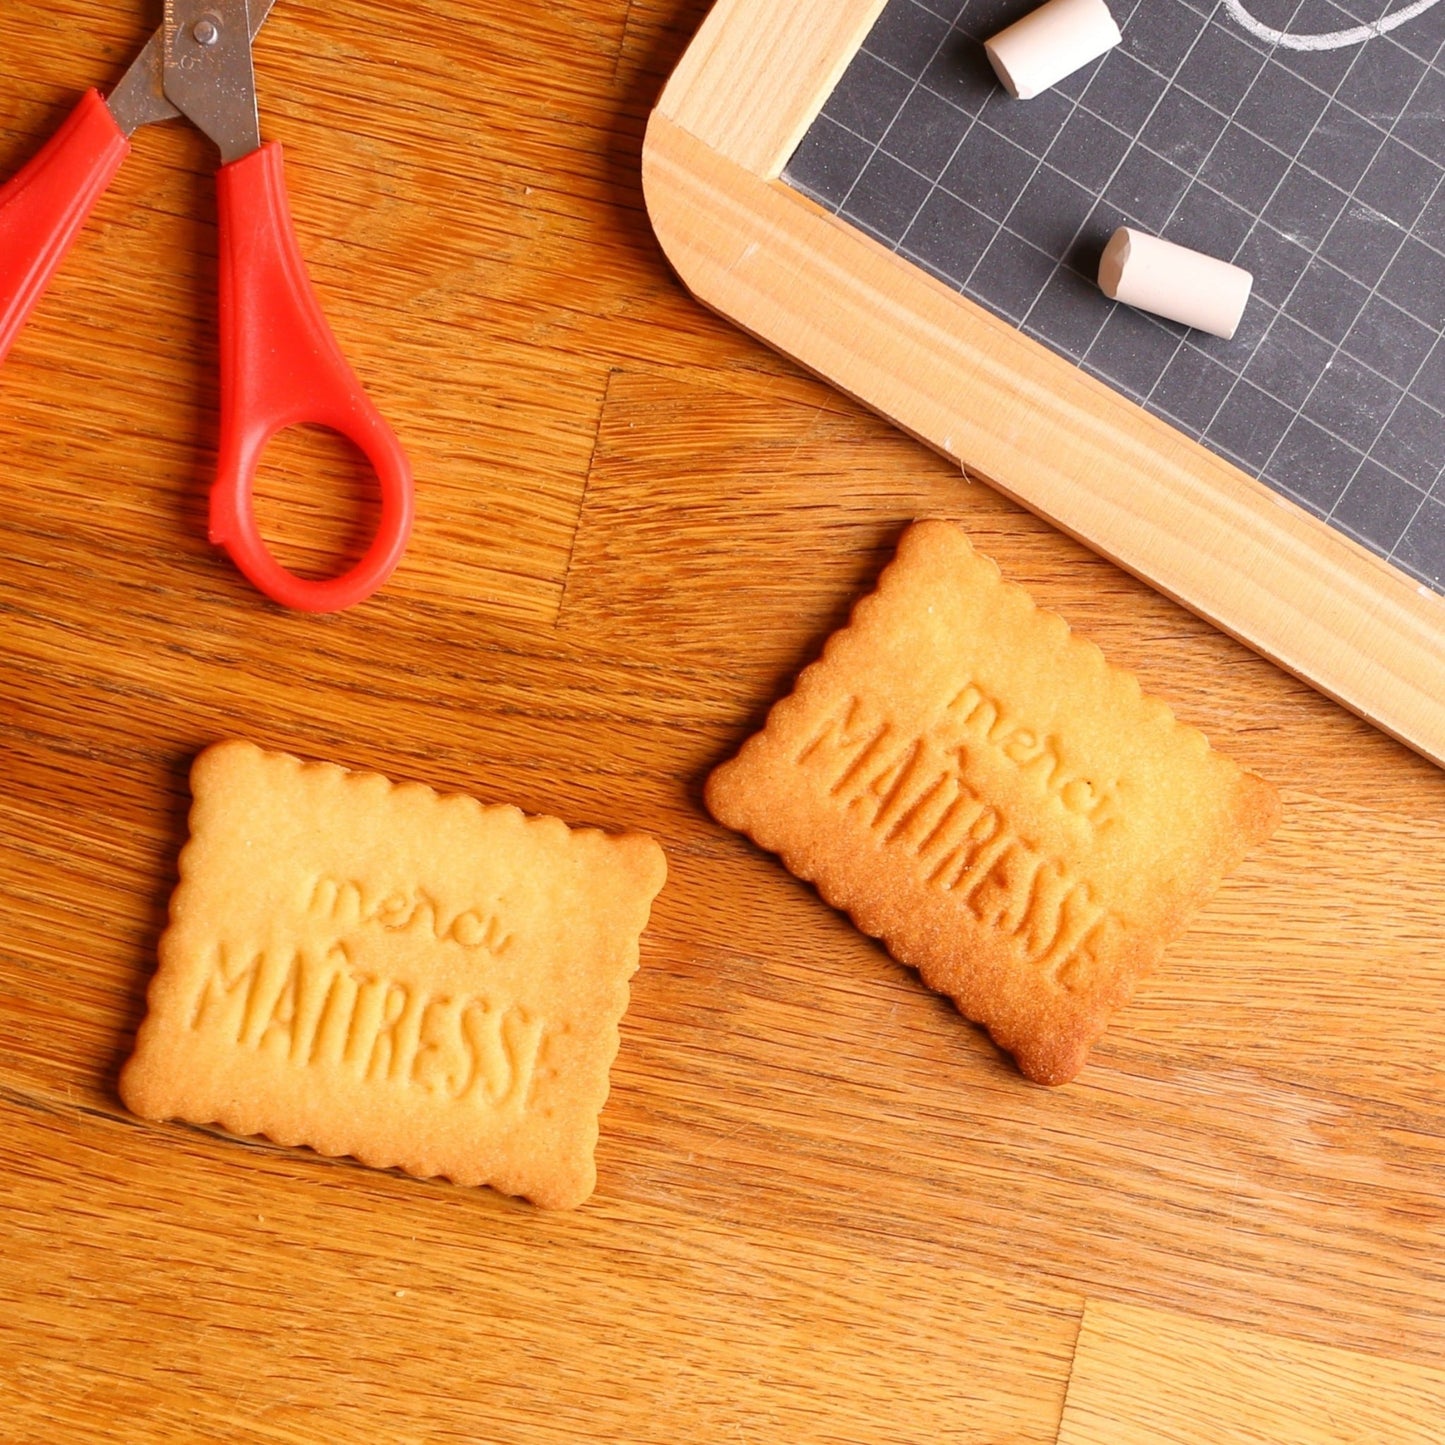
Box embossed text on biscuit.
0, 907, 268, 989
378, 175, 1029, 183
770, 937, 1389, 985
943, 684, 1119, 826
186, 940, 544, 1110
303, 874, 514, 955
795, 695, 1122, 989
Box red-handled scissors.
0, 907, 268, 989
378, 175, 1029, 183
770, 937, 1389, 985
0, 1, 413, 612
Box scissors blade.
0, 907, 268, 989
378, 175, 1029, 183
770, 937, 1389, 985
106, 0, 278, 139
163, 0, 259, 164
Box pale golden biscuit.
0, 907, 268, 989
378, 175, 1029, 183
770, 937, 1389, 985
121, 741, 667, 1208
706, 519, 1280, 1085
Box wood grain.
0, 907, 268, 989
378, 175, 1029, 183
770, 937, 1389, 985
1, 0, 1443, 1440
1058, 1300, 1445, 1445
657, 0, 886, 174
1, 1095, 1081, 1444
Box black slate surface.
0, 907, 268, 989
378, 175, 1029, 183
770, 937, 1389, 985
784, 0, 1445, 595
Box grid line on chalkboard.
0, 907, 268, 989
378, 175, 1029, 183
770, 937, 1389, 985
783, 0, 1445, 593
1217, 5, 1445, 527
833, 4, 974, 243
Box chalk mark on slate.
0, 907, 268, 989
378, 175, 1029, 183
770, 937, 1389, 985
1224, 0, 1444, 53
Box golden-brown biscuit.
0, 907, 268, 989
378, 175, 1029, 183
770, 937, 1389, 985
121, 741, 667, 1207
706, 519, 1279, 1084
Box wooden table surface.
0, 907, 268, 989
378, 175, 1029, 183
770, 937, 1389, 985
2, 2, 1443, 1440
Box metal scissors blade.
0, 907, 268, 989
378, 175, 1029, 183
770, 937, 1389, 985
163, 0, 259, 164
106, 0, 278, 138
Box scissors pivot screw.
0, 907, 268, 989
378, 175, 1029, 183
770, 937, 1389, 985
192, 16, 222, 46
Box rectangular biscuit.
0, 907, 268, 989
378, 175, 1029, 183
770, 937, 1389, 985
121, 741, 667, 1208
706, 519, 1280, 1085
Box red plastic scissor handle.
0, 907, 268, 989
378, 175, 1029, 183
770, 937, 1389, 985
0, 90, 129, 368
211, 142, 413, 612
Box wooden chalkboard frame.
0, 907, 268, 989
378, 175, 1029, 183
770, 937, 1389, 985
641, 0, 1445, 767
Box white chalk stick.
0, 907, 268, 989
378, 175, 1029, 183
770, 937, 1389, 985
984, 0, 1122, 100
1097, 228, 1254, 340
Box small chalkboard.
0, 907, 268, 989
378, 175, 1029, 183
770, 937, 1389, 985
643, 0, 1445, 764
785, 0, 1445, 594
